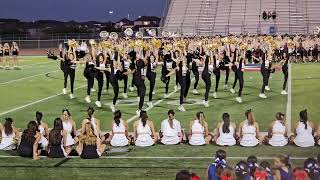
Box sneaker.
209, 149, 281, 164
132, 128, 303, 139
69, 94, 75, 99
203, 100, 209, 107
129, 87, 135, 92
95, 101, 102, 107
259, 93, 267, 99
178, 105, 186, 112
236, 97, 242, 103
136, 97, 140, 101
152, 91, 155, 95
91, 88, 96, 92
122, 93, 128, 99
110, 104, 116, 112
164, 94, 169, 98
192, 89, 199, 94
281, 90, 288, 95
5, 66, 10, 70
213, 92, 217, 99
174, 85, 178, 91
147, 102, 153, 108
85, 96, 91, 103
223, 84, 228, 90
230, 88, 235, 94
265, 86, 270, 91
136, 109, 141, 115
62, 88, 67, 95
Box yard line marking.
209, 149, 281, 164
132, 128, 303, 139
286, 63, 292, 133
0, 155, 309, 160
0, 85, 86, 116
20, 61, 55, 68
0, 70, 60, 85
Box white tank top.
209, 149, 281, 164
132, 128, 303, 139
113, 119, 126, 133
38, 124, 45, 136
137, 120, 152, 136
242, 120, 257, 136
1, 129, 14, 138
166, 61, 173, 70
63, 121, 73, 134
296, 121, 313, 136
272, 120, 286, 134
219, 124, 235, 137
191, 120, 204, 135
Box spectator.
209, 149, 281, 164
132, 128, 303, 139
207, 149, 227, 180
272, 11, 277, 20
262, 11, 268, 20
175, 170, 191, 180
274, 154, 292, 180
234, 161, 250, 180
304, 158, 319, 180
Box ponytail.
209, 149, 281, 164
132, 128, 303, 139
87, 107, 95, 122
196, 111, 205, 128
35, 111, 43, 125
114, 110, 122, 127
299, 109, 308, 129
140, 110, 148, 127
222, 113, 230, 133
4, 117, 13, 136
276, 112, 286, 126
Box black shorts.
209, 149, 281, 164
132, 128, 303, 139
12, 51, 18, 56
4, 52, 9, 56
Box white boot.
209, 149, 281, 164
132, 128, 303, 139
62, 88, 67, 95
85, 96, 91, 103
236, 97, 242, 103
213, 92, 217, 99
178, 105, 186, 112
230, 88, 235, 94
259, 93, 267, 99
122, 93, 128, 99
69, 94, 74, 99
95, 101, 102, 107
281, 90, 288, 95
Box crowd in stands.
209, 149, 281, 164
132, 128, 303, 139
175, 150, 320, 180
0, 108, 319, 160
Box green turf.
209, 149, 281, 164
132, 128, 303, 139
0, 57, 319, 179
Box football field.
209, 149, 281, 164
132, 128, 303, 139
0, 56, 319, 179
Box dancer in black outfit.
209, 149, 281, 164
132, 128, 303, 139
200, 54, 213, 107
280, 53, 289, 95
212, 49, 221, 98
94, 53, 106, 108
108, 52, 123, 113
229, 48, 245, 103
220, 50, 231, 90
257, 52, 274, 99
191, 49, 200, 95
121, 54, 132, 99
146, 51, 158, 107
161, 52, 177, 98
59, 46, 77, 99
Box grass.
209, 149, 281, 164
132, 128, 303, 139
0, 56, 319, 179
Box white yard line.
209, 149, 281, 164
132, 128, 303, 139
0, 70, 60, 85
0, 85, 86, 116
20, 61, 55, 68
286, 64, 292, 133
0, 155, 309, 160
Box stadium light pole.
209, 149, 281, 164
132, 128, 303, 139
108, 10, 114, 28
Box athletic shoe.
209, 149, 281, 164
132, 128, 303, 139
236, 97, 242, 103
223, 84, 228, 90
136, 109, 141, 115
62, 88, 67, 95
85, 96, 91, 103
281, 90, 288, 95
69, 94, 75, 99
164, 94, 169, 98
5, 66, 10, 70
174, 85, 178, 91
230, 88, 235, 94
147, 102, 153, 108
203, 100, 209, 107
152, 91, 155, 95
265, 86, 270, 91
136, 97, 140, 101
213, 92, 217, 99
122, 93, 128, 99
129, 87, 135, 92
192, 89, 199, 95
178, 105, 186, 112
95, 101, 102, 107
259, 93, 267, 99
91, 88, 96, 92
110, 104, 116, 112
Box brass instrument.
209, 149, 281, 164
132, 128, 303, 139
135, 32, 143, 39
89, 39, 97, 48
162, 30, 171, 38
124, 28, 133, 37
68, 39, 78, 49
147, 29, 157, 37
99, 31, 109, 39
100, 40, 113, 49
109, 32, 118, 40
151, 38, 161, 49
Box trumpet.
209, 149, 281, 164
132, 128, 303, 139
135, 32, 143, 38
100, 40, 113, 50
68, 39, 78, 49
109, 32, 118, 40
99, 31, 109, 39
147, 29, 157, 37
124, 28, 133, 37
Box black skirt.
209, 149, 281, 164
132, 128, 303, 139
17, 141, 33, 157
48, 145, 65, 158
12, 51, 18, 56
80, 144, 99, 159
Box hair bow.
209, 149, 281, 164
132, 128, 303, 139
213, 158, 227, 168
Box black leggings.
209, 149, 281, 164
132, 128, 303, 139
213, 70, 221, 92
136, 81, 146, 110
105, 73, 110, 91
165, 76, 170, 94
111, 78, 119, 105
64, 68, 75, 94
123, 75, 128, 93
225, 67, 230, 85
282, 69, 288, 90
202, 73, 211, 101
260, 69, 270, 93
232, 72, 244, 97
185, 73, 191, 97
148, 72, 156, 101
178, 77, 187, 105
96, 73, 104, 101
85, 73, 95, 96
193, 69, 199, 89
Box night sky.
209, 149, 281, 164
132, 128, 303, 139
0, 0, 166, 22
